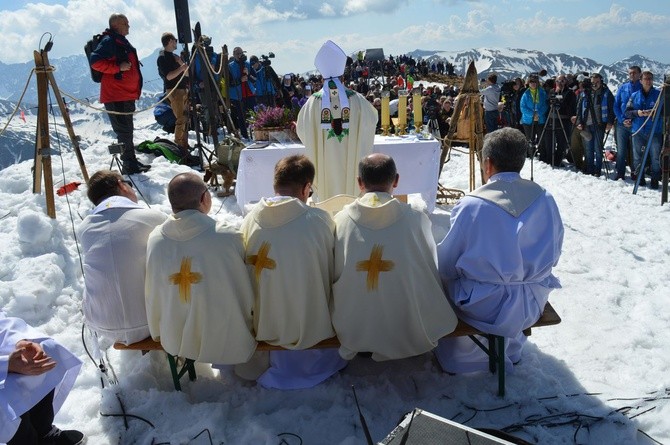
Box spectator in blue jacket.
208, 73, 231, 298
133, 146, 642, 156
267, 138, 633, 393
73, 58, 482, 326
250, 55, 278, 107
613, 66, 641, 180
228, 47, 256, 139
625, 71, 663, 189
520, 75, 548, 157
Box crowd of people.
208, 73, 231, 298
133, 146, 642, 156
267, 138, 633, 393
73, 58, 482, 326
483, 66, 663, 188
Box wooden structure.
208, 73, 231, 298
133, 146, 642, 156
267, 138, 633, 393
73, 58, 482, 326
440, 61, 485, 193
33, 48, 88, 218
115, 302, 561, 396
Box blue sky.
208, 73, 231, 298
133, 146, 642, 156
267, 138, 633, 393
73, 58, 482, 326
1, 0, 669, 75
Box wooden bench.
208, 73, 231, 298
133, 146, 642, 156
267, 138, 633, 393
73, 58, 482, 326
114, 303, 561, 396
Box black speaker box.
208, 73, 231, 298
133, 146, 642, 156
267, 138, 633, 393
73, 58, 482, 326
380, 409, 521, 445
173, 0, 192, 44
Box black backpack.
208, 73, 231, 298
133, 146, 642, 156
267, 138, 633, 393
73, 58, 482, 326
84, 34, 104, 83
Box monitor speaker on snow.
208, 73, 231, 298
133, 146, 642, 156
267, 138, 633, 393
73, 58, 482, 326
173, 0, 192, 44
380, 409, 529, 445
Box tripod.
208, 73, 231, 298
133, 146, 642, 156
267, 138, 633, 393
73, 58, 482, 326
108, 143, 150, 205
536, 99, 571, 168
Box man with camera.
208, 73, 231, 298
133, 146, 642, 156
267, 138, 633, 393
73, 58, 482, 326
250, 54, 279, 107
228, 47, 256, 139
157, 32, 190, 155
574, 73, 615, 177
90, 13, 149, 175
543, 75, 576, 166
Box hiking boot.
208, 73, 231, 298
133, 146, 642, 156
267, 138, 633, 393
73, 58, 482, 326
639, 177, 647, 186
121, 160, 151, 175
40, 426, 85, 445
650, 178, 659, 190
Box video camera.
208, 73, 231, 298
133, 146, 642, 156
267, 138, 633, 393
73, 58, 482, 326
260, 52, 275, 67
108, 143, 124, 155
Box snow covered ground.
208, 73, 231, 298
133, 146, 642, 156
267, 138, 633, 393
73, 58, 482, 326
1, 105, 669, 444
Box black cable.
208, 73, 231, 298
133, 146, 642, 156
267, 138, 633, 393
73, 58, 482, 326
47, 87, 86, 277
99, 412, 155, 429
277, 432, 302, 445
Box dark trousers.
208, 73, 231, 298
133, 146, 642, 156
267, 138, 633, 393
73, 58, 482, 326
484, 110, 498, 133
231, 97, 256, 139
104, 101, 137, 162
523, 122, 545, 157
8, 390, 54, 445
542, 118, 572, 166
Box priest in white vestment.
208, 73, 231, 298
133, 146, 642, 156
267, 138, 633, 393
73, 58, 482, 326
435, 127, 564, 373
297, 40, 378, 200
241, 155, 346, 389
145, 173, 257, 365
0, 313, 83, 444
332, 154, 458, 361
79, 170, 167, 346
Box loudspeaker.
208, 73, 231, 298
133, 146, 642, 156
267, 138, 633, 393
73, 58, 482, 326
381, 409, 526, 445
173, 0, 192, 44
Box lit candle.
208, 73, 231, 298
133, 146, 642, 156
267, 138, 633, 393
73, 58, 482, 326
381, 91, 390, 127
413, 90, 422, 128
398, 90, 408, 130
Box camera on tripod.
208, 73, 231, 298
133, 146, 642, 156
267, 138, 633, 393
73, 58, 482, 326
108, 143, 124, 155
260, 52, 275, 67
549, 90, 563, 105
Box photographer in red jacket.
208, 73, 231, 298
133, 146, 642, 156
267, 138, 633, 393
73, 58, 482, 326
91, 13, 149, 175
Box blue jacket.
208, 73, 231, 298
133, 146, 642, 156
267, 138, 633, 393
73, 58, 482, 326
625, 87, 663, 135
253, 66, 276, 97
576, 86, 615, 127
520, 87, 548, 125
228, 60, 256, 101
614, 80, 640, 123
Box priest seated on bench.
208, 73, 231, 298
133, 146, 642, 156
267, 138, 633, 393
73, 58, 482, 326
240, 155, 346, 389
145, 173, 258, 368
78, 170, 167, 346
332, 153, 458, 361
435, 127, 564, 373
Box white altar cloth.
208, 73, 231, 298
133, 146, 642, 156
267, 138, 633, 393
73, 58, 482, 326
235, 135, 440, 213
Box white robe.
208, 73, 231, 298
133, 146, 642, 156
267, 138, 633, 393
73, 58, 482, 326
145, 210, 257, 364
78, 196, 167, 345
332, 193, 458, 361
0, 313, 82, 443
241, 197, 345, 389
296, 89, 378, 199
435, 172, 564, 373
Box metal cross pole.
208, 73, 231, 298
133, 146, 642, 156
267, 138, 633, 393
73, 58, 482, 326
632, 96, 663, 195
661, 76, 670, 204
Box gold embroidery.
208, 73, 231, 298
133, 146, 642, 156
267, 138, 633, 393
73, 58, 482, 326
169, 257, 202, 303
356, 244, 394, 291
246, 241, 276, 282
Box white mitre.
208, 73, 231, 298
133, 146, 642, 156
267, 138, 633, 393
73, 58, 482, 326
315, 40, 350, 130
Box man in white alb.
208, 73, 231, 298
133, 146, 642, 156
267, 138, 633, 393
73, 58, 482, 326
79, 170, 167, 346
435, 127, 563, 373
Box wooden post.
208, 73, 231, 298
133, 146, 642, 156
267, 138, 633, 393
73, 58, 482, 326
32, 48, 89, 218
33, 50, 56, 218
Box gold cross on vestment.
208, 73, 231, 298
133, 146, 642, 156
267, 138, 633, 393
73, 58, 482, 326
356, 244, 394, 291
169, 257, 202, 303
246, 241, 276, 282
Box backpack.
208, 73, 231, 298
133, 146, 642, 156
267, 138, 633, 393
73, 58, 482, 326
84, 34, 104, 83
137, 137, 184, 163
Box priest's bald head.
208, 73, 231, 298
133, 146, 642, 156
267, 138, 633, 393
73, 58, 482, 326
274, 155, 315, 203
168, 172, 212, 214
482, 127, 528, 181
358, 153, 399, 194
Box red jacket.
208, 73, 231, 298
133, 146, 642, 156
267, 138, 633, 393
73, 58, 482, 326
90, 31, 142, 103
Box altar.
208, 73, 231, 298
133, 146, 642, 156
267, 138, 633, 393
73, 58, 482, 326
234, 135, 441, 213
